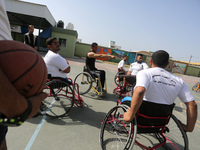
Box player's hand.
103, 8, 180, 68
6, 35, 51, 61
65, 60, 69, 65
27, 92, 48, 118
111, 55, 115, 59
123, 109, 132, 122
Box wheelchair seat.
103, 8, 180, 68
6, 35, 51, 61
83, 66, 99, 79
48, 74, 72, 85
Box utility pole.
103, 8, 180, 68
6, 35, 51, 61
188, 55, 192, 65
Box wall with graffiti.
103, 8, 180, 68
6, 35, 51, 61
96, 47, 150, 66
111, 50, 129, 63
96, 47, 112, 61
172, 62, 187, 74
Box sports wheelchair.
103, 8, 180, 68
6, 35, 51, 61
113, 75, 135, 97
192, 82, 200, 92
74, 66, 107, 98
41, 74, 84, 118
114, 71, 126, 86
100, 97, 188, 150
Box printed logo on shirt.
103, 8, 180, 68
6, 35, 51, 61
152, 75, 176, 87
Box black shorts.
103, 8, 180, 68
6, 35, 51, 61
0, 125, 8, 146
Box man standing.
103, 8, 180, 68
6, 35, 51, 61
86, 42, 115, 92
124, 50, 197, 133
44, 37, 70, 79
24, 25, 38, 50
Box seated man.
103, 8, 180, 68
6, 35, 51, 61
86, 42, 115, 92
124, 50, 197, 133
119, 54, 149, 92
118, 56, 128, 74
44, 37, 71, 83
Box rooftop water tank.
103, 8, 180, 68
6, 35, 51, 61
57, 20, 64, 28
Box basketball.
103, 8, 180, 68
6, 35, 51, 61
0, 40, 47, 98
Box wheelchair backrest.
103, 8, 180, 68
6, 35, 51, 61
136, 101, 175, 133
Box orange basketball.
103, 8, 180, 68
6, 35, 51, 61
0, 40, 47, 98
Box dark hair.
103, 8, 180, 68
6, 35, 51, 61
152, 50, 169, 67
91, 42, 98, 48
46, 37, 57, 46
137, 54, 143, 57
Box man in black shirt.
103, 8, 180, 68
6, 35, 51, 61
24, 25, 38, 50
86, 42, 115, 92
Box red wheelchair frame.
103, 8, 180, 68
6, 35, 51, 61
113, 81, 135, 97
46, 77, 84, 107
41, 76, 84, 118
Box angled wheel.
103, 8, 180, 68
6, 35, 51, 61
162, 114, 189, 150
100, 105, 137, 150
43, 80, 74, 118
114, 72, 125, 86
74, 72, 93, 95
114, 72, 120, 86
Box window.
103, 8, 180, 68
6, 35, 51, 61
59, 38, 67, 47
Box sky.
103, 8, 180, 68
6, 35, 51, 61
23, 0, 200, 63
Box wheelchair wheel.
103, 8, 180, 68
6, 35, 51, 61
100, 105, 137, 150
43, 80, 75, 118
114, 72, 125, 86
74, 72, 93, 95
114, 72, 120, 86
161, 114, 189, 150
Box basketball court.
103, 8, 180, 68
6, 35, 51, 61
6, 54, 200, 150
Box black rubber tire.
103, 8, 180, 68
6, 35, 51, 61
74, 72, 93, 95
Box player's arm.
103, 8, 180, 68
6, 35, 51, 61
56, 57, 71, 73
88, 52, 115, 59
24, 34, 29, 44
62, 59, 70, 73
0, 68, 47, 119
100, 54, 115, 59
62, 66, 70, 73
88, 52, 102, 58
123, 86, 145, 122
180, 101, 197, 132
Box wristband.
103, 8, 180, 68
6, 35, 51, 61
0, 100, 32, 126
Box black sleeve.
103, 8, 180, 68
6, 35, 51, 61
24, 34, 29, 45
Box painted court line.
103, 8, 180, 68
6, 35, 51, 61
25, 99, 55, 150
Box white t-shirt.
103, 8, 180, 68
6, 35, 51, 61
44, 50, 69, 78
135, 67, 194, 105
0, 0, 13, 40
118, 60, 126, 71
129, 62, 149, 75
